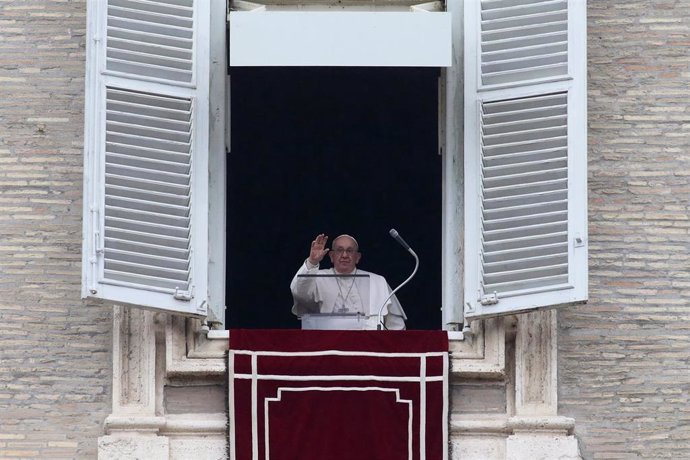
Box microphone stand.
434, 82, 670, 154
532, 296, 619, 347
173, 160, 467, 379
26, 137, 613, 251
377, 249, 419, 330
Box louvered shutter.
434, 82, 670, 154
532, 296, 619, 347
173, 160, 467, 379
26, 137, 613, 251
82, 0, 210, 316
463, 0, 587, 319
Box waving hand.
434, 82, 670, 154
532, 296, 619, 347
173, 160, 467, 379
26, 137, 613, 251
308, 234, 329, 266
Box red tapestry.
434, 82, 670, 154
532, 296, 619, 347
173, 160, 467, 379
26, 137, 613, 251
229, 330, 449, 460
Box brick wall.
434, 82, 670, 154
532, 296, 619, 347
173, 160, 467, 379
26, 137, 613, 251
0, 1, 111, 458
559, 1, 690, 458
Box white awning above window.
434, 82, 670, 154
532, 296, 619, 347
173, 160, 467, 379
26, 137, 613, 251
228, 11, 452, 67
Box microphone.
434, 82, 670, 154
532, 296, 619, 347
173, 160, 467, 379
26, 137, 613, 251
389, 228, 412, 253
377, 229, 419, 330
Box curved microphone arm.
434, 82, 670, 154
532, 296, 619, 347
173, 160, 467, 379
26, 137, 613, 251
377, 249, 419, 330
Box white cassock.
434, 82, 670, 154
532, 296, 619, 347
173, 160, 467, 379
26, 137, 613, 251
290, 259, 407, 330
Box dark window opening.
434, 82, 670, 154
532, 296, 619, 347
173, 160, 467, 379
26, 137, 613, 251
227, 67, 441, 329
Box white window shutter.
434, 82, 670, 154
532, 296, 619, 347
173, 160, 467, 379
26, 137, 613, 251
82, 0, 210, 316
463, 0, 587, 320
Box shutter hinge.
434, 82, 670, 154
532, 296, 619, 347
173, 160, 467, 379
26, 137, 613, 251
480, 292, 499, 306
174, 287, 193, 301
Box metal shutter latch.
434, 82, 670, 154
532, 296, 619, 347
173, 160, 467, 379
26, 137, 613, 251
480, 292, 499, 306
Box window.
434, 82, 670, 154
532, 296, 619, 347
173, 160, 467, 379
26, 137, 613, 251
226, 66, 442, 330
82, 0, 587, 328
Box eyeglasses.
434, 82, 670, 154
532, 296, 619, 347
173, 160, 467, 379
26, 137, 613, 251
331, 248, 358, 255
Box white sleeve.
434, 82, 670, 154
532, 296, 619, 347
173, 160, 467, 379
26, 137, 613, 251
290, 259, 321, 316
384, 310, 406, 330
368, 274, 407, 330
383, 281, 407, 330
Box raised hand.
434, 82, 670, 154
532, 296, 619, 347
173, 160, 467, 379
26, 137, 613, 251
308, 234, 329, 265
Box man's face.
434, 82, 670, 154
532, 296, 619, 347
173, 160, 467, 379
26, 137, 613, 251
329, 236, 361, 274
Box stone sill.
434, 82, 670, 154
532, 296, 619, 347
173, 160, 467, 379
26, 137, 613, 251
170, 317, 507, 379
207, 329, 465, 340
450, 415, 576, 435
104, 413, 227, 435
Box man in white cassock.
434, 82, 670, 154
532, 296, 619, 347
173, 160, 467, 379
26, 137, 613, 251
291, 233, 407, 330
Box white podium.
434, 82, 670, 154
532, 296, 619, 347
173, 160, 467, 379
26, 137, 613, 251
295, 273, 375, 330
300, 313, 377, 330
